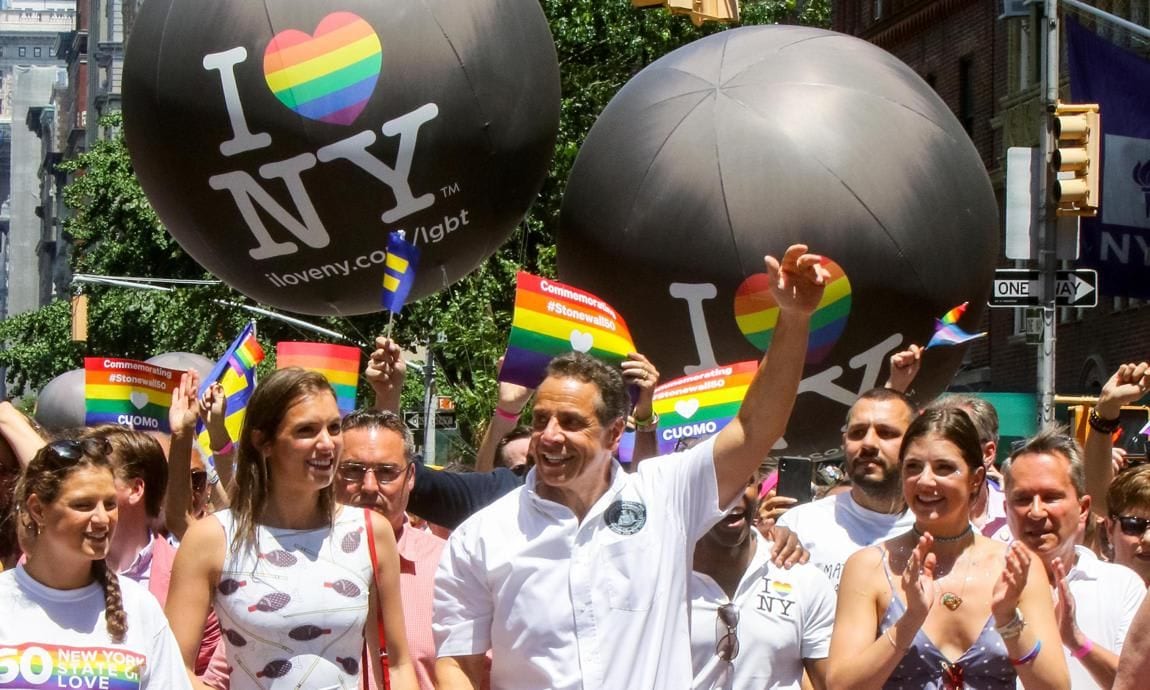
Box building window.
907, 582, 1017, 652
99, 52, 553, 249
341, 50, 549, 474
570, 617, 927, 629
33, 47, 41, 58
959, 55, 975, 135
18, 47, 26, 58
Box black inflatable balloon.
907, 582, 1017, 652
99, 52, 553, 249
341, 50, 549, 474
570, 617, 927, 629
559, 26, 999, 458
34, 369, 86, 432
124, 0, 559, 315
146, 352, 215, 380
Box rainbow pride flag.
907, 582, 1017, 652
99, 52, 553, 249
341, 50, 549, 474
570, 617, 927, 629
263, 12, 383, 125
197, 322, 265, 457
85, 357, 181, 433
926, 302, 985, 349
617, 361, 758, 462
500, 272, 635, 389
277, 342, 360, 414
734, 258, 852, 364
650, 361, 758, 455
0, 642, 146, 688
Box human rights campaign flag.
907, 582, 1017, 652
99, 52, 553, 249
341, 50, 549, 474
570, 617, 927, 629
381, 230, 420, 312
1067, 18, 1150, 298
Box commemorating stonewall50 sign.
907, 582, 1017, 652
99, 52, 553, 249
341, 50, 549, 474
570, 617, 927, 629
651, 361, 757, 455
500, 272, 636, 389
123, 0, 559, 315
85, 358, 181, 432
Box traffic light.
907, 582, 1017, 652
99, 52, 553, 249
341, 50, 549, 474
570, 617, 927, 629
1051, 102, 1100, 217
631, 0, 739, 25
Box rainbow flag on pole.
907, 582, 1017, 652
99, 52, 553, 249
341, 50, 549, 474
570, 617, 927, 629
276, 342, 360, 415
499, 272, 635, 389
85, 357, 181, 432
197, 322, 266, 455
926, 302, 986, 349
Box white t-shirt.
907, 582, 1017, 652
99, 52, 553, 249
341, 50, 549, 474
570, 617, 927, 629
776, 491, 914, 590
434, 437, 726, 690
689, 530, 836, 690
1063, 546, 1147, 690
0, 564, 192, 690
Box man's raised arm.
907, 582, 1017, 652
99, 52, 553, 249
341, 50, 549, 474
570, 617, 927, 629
713, 244, 828, 507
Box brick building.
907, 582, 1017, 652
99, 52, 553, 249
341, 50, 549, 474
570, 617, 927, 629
832, 0, 1150, 399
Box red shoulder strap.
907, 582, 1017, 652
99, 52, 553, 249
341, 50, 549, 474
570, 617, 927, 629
364, 508, 390, 690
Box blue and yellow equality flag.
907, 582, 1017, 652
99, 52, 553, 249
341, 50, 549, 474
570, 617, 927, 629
196, 322, 265, 455
381, 230, 420, 313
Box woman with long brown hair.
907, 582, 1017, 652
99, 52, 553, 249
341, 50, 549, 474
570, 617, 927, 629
165, 368, 415, 689
0, 436, 191, 688
829, 408, 1068, 689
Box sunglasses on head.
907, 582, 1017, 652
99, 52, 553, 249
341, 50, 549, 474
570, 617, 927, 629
337, 462, 410, 484
715, 602, 740, 662
1113, 515, 1150, 536
190, 470, 208, 493
45, 438, 112, 462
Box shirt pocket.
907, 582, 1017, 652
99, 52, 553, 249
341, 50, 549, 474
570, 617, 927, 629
601, 535, 657, 612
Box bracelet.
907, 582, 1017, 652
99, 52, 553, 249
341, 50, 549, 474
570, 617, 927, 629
1088, 408, 1121, 434
994, 608, 1026, 640
629, 411, 660, 433
494, 407, 519, 422
1071, 638, 1094, 659
211, 440, 235, 455
1010, 640, 1042, 666
206, 466, 220, 486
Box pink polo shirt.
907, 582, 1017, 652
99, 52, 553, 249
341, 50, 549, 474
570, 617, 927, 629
395, 521, 446, 690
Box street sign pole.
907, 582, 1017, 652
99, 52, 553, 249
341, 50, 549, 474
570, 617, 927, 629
422, 338, 436, 463
1037, 0, 1060, 425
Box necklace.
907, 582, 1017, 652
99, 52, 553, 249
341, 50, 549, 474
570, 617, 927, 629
911, 524, 975, 610
912, 523, 973, 543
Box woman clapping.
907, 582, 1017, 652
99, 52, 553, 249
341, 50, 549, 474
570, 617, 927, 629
829, 408, 1068, 689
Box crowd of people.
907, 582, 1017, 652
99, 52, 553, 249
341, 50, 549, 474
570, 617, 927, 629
0, 243, 1149, 689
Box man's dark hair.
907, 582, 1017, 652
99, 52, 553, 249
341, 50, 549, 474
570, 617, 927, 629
545, 352, 630, 426
496, 425, 532, 466
845, 387, 917, 425
340, 408, 415, 463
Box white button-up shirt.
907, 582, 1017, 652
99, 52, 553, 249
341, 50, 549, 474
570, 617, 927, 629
434, 438, 725, 690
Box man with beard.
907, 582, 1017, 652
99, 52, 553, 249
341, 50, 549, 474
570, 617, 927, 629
775, 387, 916, 589
690, 471, 835, 690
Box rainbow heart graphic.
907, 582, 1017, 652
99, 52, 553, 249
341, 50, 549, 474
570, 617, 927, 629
734, 259, 852, 364
263, 12, 382, 125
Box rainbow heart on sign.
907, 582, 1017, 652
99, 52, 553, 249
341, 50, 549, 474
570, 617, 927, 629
263, 12, 382, 125
734, 259, 852, 364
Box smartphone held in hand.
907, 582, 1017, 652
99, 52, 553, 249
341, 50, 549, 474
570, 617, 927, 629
777, 455, 814, 504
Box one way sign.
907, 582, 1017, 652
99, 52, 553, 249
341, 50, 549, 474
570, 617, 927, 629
990, 269, 1098, 307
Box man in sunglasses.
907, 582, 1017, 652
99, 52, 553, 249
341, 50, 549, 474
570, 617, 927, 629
335, 408, 445, 690
1004, 428, 1147, 690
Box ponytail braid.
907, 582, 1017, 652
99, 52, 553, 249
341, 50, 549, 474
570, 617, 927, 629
92, 560, 128, 642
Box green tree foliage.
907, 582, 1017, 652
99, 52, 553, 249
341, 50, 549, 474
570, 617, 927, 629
1, 1, 827, 457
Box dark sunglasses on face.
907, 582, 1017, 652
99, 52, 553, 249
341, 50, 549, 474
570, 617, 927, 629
337, 462, 410, 484
45, 438, 113, 462
190, 470, 208, 493
1113, 514, 1150, 536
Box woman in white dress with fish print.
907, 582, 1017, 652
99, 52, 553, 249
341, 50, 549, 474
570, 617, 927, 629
166, 368, 416, 689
